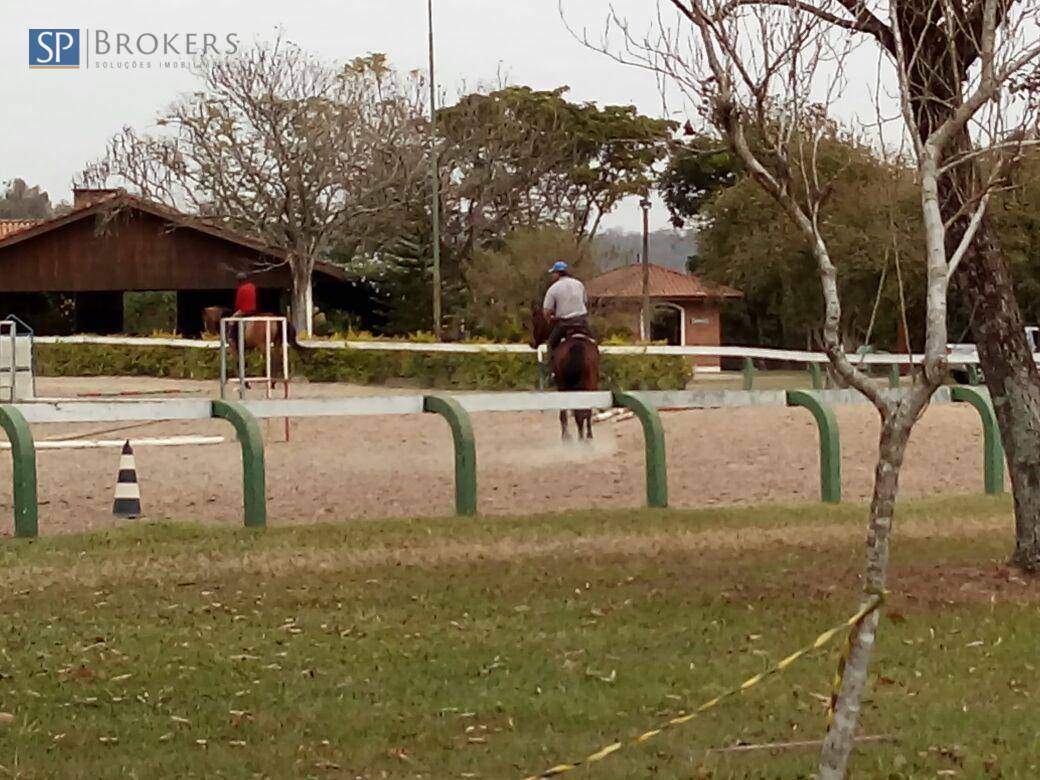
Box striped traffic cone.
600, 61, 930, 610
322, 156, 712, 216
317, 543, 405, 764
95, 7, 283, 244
112, 441, 142, 519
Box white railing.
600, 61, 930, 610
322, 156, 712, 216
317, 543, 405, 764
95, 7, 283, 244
32, 333, 1006, 366
11, 386, 958, 424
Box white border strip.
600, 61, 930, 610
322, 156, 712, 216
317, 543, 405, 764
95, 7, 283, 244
15, 399, 214, 424
454, 391, 614, 412
240, 396, 425, 418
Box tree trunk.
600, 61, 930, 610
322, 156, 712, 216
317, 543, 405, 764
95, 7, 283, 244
818, 416, 909, 778
912, 57, 1040, 573
289, 258, 313, 337
954, 226, 1040, 571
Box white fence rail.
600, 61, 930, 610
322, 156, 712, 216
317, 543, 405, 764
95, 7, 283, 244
8, 386, 960, 425
33, 333, 1004, 366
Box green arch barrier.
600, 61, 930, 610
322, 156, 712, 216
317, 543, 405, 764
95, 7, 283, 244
613, 391, 668, 508
212, 400, 267, 528
786, 390, 841, 503
0, 405, 37, 537
950, 386, 1004, 495
423, 395, 478, 516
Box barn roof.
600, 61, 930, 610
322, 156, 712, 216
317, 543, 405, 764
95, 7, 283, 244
0, 219, 39, 239
0, 191, 350, 283
586, 263, 742, 301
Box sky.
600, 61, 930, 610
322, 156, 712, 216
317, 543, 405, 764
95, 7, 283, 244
0, 0, 886, 233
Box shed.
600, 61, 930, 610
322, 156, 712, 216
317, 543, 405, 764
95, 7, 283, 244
0, 189, 352, 335
585, 263, 742, 368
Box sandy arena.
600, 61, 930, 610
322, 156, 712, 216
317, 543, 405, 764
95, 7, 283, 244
0, 376, 999, 535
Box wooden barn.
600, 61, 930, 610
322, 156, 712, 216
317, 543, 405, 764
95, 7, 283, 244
0, 189, 352, 335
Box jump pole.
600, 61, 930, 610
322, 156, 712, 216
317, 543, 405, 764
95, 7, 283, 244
219, 315, 291, 442
237, 320, 247, 400
219, 319, 228, 400
281, 322, 290, 442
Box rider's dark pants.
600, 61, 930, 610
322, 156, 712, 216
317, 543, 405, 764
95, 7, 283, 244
548, 316, 591, 351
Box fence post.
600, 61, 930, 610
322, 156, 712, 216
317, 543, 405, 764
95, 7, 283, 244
211, 400, 267, 528
742, 357, 755, 390
0, 405, 37, 538
809, 363, 823, 390
613, 391, 668, 508
950, 386, 1004, 495
888, 364, 900, 389
786, 390, 841, 503
423, 395, 477, 516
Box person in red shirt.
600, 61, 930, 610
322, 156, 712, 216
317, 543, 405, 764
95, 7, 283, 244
233, 272, 258, 317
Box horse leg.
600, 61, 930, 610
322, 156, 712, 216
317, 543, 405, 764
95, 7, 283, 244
575, 410, 592, 442
559, 409, 571, 441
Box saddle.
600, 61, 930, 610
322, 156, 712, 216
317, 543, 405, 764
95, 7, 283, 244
558, 321, 597, 345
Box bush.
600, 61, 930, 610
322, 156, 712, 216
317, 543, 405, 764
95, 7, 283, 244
36, 342, 691, 391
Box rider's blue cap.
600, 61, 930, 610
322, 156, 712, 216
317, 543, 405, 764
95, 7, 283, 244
548, 261, 569, 274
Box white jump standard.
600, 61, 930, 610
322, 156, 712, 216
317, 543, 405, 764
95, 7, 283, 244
218, 315, 291, 440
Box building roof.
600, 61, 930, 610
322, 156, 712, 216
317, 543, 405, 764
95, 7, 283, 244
0, 191, 350, 283
586, 263, 742, 301
0, 219, 40, 239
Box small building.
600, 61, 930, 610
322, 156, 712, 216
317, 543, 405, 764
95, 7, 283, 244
0, 189, 352, 335
585, 263, 742, 368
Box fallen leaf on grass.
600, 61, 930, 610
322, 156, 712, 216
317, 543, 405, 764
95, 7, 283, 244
584, 668, 617, 684
0, 713, 14, 725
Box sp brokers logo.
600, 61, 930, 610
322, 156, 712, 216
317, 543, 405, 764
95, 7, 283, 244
29, 29, 81, 68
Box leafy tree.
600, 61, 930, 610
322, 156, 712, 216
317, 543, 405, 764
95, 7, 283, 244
666, 129, 928, 350
438, 86, 674, 249
993, 152, 1040, 330
464, 226, 599, 340
0, 179, 53, 220
336, 85, 675, 335
659, 138, 742, 228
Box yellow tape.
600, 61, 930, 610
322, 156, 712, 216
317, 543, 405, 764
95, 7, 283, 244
520, 594, 884, 780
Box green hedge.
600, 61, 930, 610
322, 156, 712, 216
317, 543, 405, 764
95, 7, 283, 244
36, 343, 691, 391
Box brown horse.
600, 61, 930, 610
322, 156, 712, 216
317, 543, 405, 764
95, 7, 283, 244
530, 304, 600, 440
202, 306, 297, 376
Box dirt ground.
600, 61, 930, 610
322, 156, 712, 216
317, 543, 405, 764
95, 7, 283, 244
0, 375, 998, 535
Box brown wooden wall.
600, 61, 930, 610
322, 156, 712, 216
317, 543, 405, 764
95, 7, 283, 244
0, 209, 291, 293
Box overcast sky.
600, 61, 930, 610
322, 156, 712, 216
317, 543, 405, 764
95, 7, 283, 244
1, 1, 885, 233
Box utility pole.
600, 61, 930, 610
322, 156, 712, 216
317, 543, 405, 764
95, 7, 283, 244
640, 196, 651, 341
428, 0, 442, 339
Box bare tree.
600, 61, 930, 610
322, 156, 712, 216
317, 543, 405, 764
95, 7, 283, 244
80, 42, 428, 335
666, 0, 1040, 570
594, 0, 1040, 776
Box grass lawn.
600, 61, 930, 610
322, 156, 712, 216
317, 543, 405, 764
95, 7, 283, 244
0, 495, 1037, 779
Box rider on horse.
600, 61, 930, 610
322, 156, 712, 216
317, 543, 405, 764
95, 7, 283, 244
543, 260, 594, 354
